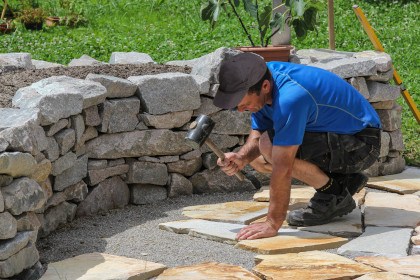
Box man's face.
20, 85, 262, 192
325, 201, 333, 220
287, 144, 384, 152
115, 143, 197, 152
236, 91, 265, 112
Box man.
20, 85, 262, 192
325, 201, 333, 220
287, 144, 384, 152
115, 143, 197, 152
213, 52, 381, 240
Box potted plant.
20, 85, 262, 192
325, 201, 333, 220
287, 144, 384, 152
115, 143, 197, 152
18, 7, 46, 30
200, 0, 322, 61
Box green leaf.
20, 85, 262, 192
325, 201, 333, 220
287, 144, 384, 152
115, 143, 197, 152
293, 0, 306, 17
200, 0, 223, 28
258, 5, 271, 42
292, 19, 307, 39
303, 6, 317, 31
270, 11, 285, 31
242, 0, 257, 19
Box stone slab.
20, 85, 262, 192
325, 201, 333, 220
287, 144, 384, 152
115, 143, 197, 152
354, 272, 418, 280
299, 208, 363, 237
182, 201, 268, 225
367, 167, 420, 194
156, 262, 259, 280
337, 226, 412, 258
253, 251, 379, 279
40, 252, 166, 280
236, 228, 348, 254
355, 255, 420, 277
159, 219, 244, 245
363, 192, 420, 227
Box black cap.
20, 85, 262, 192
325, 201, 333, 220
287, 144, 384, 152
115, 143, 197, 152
214, 52, 267, 109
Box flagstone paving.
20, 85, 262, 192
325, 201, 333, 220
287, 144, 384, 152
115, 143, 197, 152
354, 271, 418, 280
355, 255, 420, 277
253, 185, 316, 210
156, 262, 260, 279
253, 251, 380, 279
337, 226, 413, 257
363, 192, 420, 227
182, 201, 268, 224
40, 253, 166, 280
236, 229, 348, 254
367, 167, 420, 194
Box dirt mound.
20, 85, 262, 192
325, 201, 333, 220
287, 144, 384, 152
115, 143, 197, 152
0, 63, 191, 108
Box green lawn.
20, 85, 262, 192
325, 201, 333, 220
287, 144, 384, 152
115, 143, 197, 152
1, 0, 419, 165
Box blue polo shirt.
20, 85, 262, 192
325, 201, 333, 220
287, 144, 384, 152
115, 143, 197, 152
251, 62, 381, 146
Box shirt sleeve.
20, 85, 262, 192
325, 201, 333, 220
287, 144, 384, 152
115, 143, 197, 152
251, 107, 273, 131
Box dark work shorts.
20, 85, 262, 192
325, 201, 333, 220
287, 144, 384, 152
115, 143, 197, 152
267, 127, 381, 174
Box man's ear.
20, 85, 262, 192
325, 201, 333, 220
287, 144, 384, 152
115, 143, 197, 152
262, 79, 271, 94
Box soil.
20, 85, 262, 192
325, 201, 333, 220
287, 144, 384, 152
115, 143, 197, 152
0, 63, 191, 109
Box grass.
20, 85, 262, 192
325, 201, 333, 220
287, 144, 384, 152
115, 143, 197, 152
1, 0, 419, 165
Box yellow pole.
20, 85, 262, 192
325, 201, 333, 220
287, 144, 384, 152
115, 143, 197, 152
353, 5, 420, 124
328, 0, 335, 49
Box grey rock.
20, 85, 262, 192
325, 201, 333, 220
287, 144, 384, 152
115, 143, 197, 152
202, 152, 218, 170
0, 191, 3, 212
32, 59, 64, 69
353, 51, 392, 72
39, 178, 53, 202
126, 161, 168, 185
70, 114, 85, 144
348, 77, 369, 99
54, 128, 75, 155
0, 212, 17, 240
99, 98, 140, 133
190, 168, 256, 194
0, 138, 8, 152
141, 111, 192, 129
38, 202, 77, 238
206, 84, 219, 98
0, 241, 39, 278
380, 155, 405, 175
88, 159, 108, 170
128, 72, 200, 114
45, 181, 88, 210
200, 134, 239, 154
29, 158, 51, 184
86, 130, 192, 159
337, 226, 412, 258
210, 110, 252, 135
0, 175, 13, 188
54, 155, 88, 191
79, 126, 98, 145
3, 178, 46, 215
389, 129, 404, 151
14, 260, 44, 280
377, 105, 402, 131
367, 81, 401, 102
109, 52, 155, 64
46, 118, 68, 137
15, 212, 41, 232
83, 105, 101, 127
12, 76, 107, 125
168, 173, 193, 198
108, 159, 125, 167
367, 69, 394, 82
68, 55, 106, 66
43, 137, 60, 161
371, 100, 395, 110
295, 49, 351, 63
180, 150, 202, 160
380, 132, 390, 158
138, 156, 160, 163
51, 152, 77, 176
166, 47, 241, 84
76, 177, 129, 217
0, 152, 37, 178
0, 231, 32, 261
193, 97, 222, 116
158, 156, 179, 163
167, 157, 203, 177
310, 57, 377, 78
86, 73, 138, 98
136, 121, 148, 130
191, 75, 210, 95
0, 53, 34, 73
88, 164, 129, 186
130, 184, 167, 205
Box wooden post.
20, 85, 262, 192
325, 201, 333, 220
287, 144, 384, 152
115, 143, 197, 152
1, 0, 8, 20
328, 0, 335, 49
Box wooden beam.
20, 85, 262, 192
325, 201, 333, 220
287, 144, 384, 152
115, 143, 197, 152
328, 0, 335, 49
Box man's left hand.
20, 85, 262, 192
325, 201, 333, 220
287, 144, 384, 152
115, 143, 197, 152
236, 221, 278, 240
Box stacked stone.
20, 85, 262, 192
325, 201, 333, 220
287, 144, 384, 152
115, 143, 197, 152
290, 49, 405, 176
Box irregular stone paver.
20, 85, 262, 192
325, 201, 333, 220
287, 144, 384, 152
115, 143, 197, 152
236, 228, 347, 254
337, 226, 412, 257
367, 167, 420, 194
299, 208, 363, 237
159, 219, 243, 245
355, 255, 420, 277
253, 251, 379, 279
40, 252, 166, 280
363, 192, 420, 227
156, 262, 260, 280
354, 271, 418, 280
182, 201, 268, 225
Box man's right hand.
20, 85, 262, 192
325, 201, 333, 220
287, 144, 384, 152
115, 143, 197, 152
217, 152, 247, 176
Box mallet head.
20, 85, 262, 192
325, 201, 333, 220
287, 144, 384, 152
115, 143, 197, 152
185, 114, 215, 149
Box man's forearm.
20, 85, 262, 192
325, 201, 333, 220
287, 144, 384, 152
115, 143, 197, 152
266, 169, 291, 229
237, 130, 262, 164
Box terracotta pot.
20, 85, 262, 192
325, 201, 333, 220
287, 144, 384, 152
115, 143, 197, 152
237, 45, 293, 62
45, 16, 60, 27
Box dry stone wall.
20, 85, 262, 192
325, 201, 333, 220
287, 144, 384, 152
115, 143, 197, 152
0, 47, 404, 278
